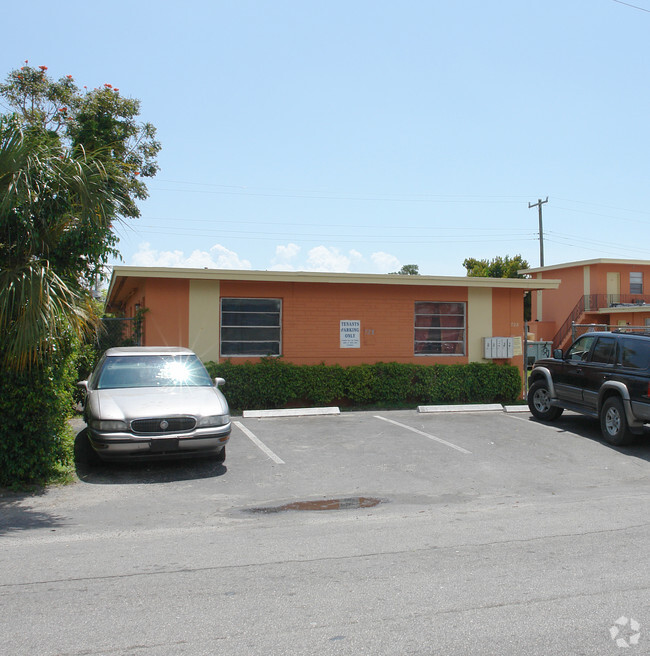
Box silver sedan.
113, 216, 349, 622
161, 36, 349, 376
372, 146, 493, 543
79, 347, 231, 462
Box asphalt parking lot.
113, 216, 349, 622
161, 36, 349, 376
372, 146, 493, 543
2, 407, 650, 655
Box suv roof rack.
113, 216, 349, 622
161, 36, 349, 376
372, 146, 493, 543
611, 329, 650, 336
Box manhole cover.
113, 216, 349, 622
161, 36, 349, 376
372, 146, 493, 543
246, 497, 385, 514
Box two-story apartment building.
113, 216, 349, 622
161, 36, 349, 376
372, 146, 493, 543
525, 259, 650, 350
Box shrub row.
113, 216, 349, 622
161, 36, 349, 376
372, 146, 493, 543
204, 359, 522, 413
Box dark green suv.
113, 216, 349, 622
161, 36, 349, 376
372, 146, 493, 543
528, 331, 650, 445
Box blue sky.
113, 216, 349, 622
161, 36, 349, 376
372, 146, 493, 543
4, 1, 650, 276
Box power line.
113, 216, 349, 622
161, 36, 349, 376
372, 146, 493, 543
149, 185, 529, 205
612, 0, 650, 13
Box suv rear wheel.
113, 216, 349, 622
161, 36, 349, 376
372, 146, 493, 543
528, 380, 564, 421
600, 397, 636, 446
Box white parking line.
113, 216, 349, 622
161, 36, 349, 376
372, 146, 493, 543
233, 421, 285, 464
374, 415, 472, 454
506, 413, 569, 432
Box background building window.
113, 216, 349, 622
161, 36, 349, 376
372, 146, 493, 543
630, 272, 643, 295
414, 302, 466, 355
221, 298, 281, 356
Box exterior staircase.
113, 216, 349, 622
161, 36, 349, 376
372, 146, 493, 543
552, 293, 650, 351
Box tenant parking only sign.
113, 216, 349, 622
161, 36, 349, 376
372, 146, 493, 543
340, 320, 361, 348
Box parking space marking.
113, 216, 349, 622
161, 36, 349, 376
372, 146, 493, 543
506, 413, 575, 433
233, 421, 286, 464
374, 415, 472, 454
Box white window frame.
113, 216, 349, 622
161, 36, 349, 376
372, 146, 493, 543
630, 272, 643, 295
414, 302, 466, 356
220, 298, 282, 357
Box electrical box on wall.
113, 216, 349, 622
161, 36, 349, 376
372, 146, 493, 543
483, 337, 514, 359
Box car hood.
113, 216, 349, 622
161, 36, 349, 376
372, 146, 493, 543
89, 386, 229, 422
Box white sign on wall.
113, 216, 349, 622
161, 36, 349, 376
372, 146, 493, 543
340, 320, 361, 348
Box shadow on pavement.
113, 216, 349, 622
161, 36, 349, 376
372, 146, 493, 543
527, 413, 650, 462
0, 493, 68, 536
74, 428, 228, 485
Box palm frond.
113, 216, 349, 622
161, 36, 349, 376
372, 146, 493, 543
0, 262, 97, 370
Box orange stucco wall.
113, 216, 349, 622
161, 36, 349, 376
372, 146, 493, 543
531, 266, 584, 332
531, 263, 650, 341
141, 278, 190, 347
590, 263, 646, 296
111, 275, 529, 379
220, 280, 472, 365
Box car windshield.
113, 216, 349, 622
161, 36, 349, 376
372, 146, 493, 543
96, 354, 213, 389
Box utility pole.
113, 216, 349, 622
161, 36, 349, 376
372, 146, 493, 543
529, 197, 548, 267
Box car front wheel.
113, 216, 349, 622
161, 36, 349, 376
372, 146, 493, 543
528, 380, 564, 421
600, 397, 635, 446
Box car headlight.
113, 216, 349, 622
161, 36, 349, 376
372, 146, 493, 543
198, 414, 230, 427
90, 420, 128, 432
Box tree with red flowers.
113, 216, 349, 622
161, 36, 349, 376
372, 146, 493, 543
1, 63, 160, 225
0, 64, 161, 483
1, 62, 161, 359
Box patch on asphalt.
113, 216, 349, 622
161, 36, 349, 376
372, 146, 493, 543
244, 497, 386, 513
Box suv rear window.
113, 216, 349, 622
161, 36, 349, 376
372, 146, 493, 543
619, 337, 650, 370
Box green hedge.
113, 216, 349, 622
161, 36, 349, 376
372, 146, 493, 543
0, 350, 77, 487
205, 359, 522, 413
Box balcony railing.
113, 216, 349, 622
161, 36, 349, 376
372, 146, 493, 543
553, 294, 650, 349
584, 293, 650, 310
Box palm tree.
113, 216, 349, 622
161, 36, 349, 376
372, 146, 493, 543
0, 120, 127, 370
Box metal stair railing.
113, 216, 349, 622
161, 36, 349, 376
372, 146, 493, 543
552, 295, 586, 351
552, 293, 650, 350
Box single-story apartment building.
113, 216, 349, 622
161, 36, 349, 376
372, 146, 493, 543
105, 267, 560, 381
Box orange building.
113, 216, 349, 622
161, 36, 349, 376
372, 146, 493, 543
526, 259, 650, 349
106, 267, 559, 381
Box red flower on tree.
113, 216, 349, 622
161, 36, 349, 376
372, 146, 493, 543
38, 65, 48, 71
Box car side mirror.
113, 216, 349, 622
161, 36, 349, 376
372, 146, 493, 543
553, 349, 563, 359
214, 377, 226, 387
77, 380, 89, 391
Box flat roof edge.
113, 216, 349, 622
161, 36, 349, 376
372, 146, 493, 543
108, 266, 560, 290
523, 258, 650, 275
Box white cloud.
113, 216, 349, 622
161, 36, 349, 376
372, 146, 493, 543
274, 243, 301, 262
128, 241, 404, 275
304, 246, 356, 272
208, 244, 253, 269
130, 242, 252, 269
371, 251, 401, 273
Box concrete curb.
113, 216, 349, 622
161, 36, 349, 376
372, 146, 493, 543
417, 403, 504, 413
503, 405, 531, 413
242, 407, 341, 419
241, 404, 531, 418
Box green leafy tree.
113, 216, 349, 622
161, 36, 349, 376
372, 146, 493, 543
0, 120, 129, 368
0, 63, 161, 283
0, 63, 160, 484
463, 254, 531, 320
390, 264, 420, 275
0, 63, 160, 364
463, 254, 529, 278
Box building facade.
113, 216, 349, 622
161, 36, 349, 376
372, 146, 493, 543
106, 267, 559, 380
526, 259, 650, 349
